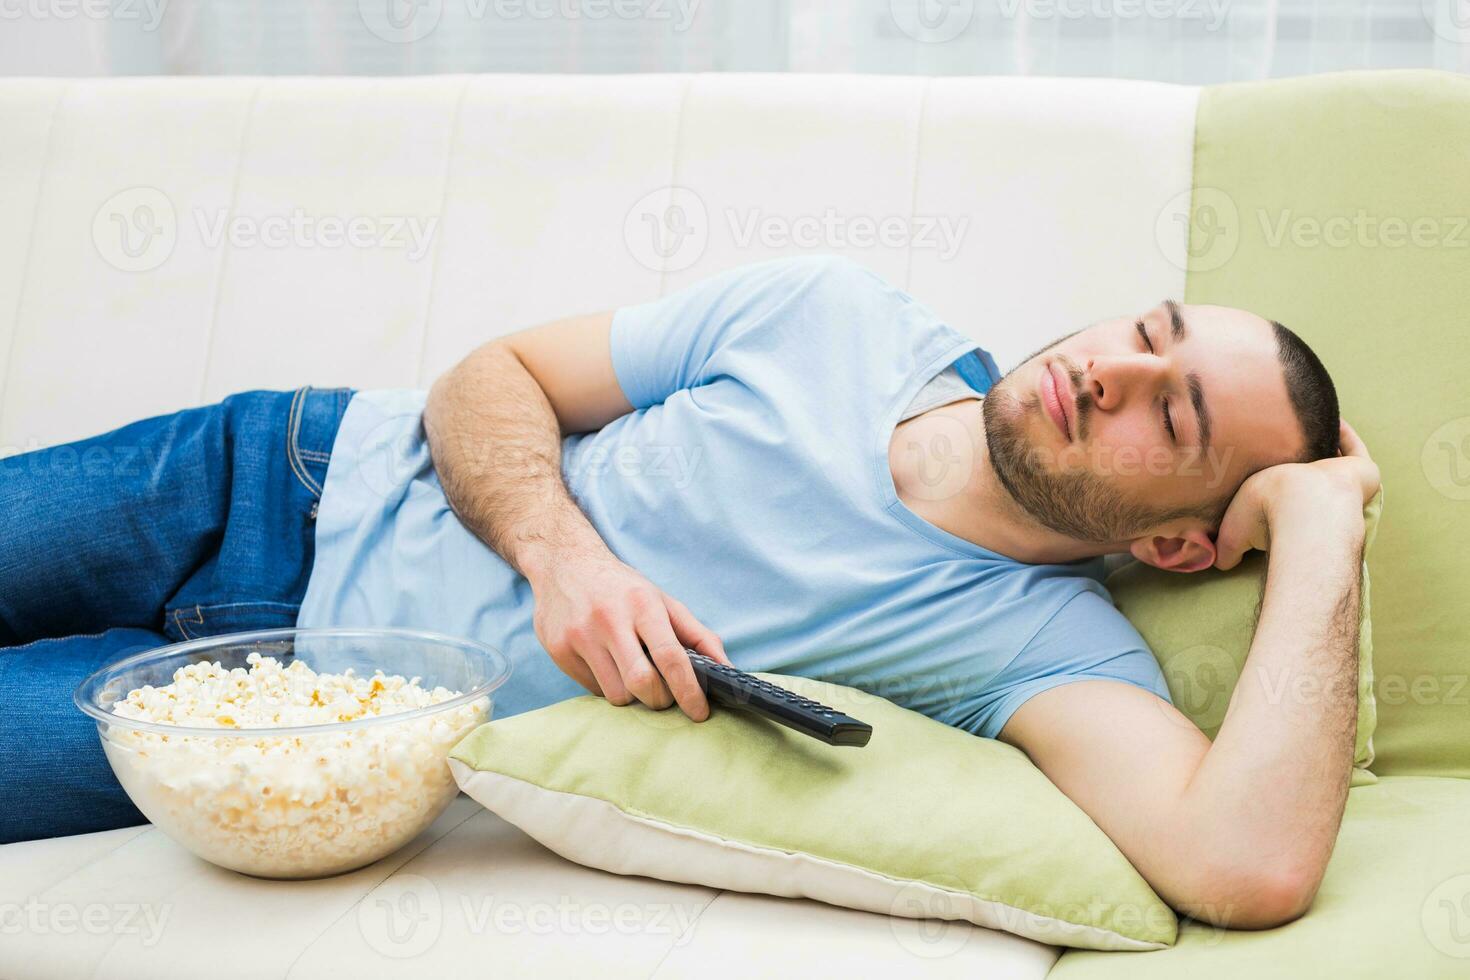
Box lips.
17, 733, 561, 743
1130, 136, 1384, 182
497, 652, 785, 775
1041, 361, 1073, 441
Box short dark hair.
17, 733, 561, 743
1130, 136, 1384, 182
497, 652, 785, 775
1271, 320, 1340, 463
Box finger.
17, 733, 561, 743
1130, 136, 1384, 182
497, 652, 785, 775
581, 645, 633, 706
1213, 537, 1246, 572
635, 605, 712, 721
1213, 505, 1259, 572
559, 654, 603, 697
663, 595, 731, 666
1338, 419, 1371, 460
607, 625, 675, 711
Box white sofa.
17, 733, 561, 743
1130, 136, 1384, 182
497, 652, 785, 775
0, 73, 1199, 978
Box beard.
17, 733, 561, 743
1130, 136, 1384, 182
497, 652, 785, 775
981, 344, 1162, 544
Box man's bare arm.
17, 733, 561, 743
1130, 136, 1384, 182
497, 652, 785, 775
423, 312, 730, 720
1002, 424, 1377, 929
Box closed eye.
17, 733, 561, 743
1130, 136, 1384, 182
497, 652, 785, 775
1136, 320, 1176, 442
1135, 319, 1153, 353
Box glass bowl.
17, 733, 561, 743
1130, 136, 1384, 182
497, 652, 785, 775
75, 627, 511, 879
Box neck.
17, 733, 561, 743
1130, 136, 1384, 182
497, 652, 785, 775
891, 399, 1131, 565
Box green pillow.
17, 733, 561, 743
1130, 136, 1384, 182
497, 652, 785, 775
1106, 490, 1382, 787
450, 675, 1177, 952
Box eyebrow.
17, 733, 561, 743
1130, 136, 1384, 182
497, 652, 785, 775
1187, 372, 1211, 451
1164, 299, 1186, 341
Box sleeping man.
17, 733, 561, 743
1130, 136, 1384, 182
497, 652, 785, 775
1, 256, 1377, 929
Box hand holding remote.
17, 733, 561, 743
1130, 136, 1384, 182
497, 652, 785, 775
686, 650, 874, 747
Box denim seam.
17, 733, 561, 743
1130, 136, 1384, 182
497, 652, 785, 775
297, 449, 332, 463
172, 605, 204, 640
184, 600, 299, 613
286, 387, 325, 499
2, 628, 111, 654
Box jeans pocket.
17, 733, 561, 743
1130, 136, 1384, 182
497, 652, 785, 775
287, 386, 354, 500
163, 601, 302, 642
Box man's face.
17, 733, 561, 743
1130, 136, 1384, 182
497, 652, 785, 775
981, 301, 1306, 544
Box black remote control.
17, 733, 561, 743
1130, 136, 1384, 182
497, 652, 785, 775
686, 650, 873, 747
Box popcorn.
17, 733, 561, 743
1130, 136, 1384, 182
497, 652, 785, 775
103, 654, 488, 879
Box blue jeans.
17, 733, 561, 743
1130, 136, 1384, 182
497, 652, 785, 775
0, 387, 353, 844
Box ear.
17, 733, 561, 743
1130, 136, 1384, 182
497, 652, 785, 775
1129, 527, 1217, 573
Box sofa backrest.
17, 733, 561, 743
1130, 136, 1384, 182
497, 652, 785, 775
2, 71, 1463, 776
0, 74, 1195, 449
1183, 70, 1470, 777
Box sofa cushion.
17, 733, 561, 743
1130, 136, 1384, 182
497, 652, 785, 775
1106, 490, 1383, 786
1182, 69, 1470, 776
1049, 775, 1470, 979
449, 675, 1176, 952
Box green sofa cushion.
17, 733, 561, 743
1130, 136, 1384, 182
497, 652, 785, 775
1107, 491, 1383, 786
1183, 69, 1470, 776
1050, 775, 1470, 978
448, 675, 1177, 951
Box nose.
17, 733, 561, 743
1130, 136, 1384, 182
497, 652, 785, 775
1084, 354, 1167, 412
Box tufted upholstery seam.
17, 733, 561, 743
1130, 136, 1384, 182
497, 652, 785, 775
196, 80, 265, 405
0, 81, 67, 439
413, 76, 474, 389
658, 74, 697, 300
901, 77, 934, 295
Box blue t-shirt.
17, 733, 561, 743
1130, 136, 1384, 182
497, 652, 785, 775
298, 256, 1170, 737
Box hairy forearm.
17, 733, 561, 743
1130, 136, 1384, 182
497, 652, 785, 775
1179, 508, 1365, 922
423, 341, 610, 583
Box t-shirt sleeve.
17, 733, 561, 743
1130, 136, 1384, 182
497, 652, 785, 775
956, 588, 1173, 740
609, 255, 872, 409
